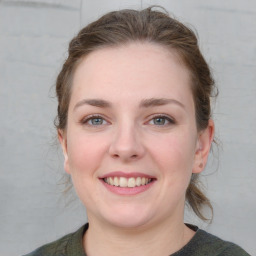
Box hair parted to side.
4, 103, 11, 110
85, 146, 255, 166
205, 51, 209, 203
55, 6, 217, 221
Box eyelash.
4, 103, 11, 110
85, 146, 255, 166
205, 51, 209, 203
80, 114, 175, 127
147, 115, 175, 126
80, 115, 108, 126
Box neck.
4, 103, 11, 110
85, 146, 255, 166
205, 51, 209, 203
83, 215, 195, 256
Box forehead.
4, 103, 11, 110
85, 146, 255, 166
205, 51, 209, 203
71, 42, 193, 106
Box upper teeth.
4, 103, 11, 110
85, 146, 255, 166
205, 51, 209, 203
104, 177, 152, 188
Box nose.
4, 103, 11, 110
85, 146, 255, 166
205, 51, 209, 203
108, 123, 145, 161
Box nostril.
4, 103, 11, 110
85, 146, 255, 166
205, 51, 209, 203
111, 153, 138, 159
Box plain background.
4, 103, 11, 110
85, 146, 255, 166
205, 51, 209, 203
0, 0, 255, 255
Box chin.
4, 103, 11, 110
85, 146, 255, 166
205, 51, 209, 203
107, 215, 152, 229
94, 204, 156, 229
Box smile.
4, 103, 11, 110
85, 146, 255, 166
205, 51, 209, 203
103, 177, 152, 188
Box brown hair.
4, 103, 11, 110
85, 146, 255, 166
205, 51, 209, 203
55, 6, 216, 221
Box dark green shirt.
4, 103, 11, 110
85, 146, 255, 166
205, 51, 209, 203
24, 223, 250, 256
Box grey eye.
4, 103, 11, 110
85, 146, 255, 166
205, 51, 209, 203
148, 115, 175, 126
153, 117, 167, 125
89, 117, 104, 125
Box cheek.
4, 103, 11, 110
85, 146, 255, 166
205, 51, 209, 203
149, 132, 196, 177
146, 133, 196, 211
67, 132, 108, 176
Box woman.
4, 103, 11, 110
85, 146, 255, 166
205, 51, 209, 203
25, 6, 249, 256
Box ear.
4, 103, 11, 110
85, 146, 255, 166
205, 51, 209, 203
193, 119, 215, 174
58, 129, 71, 174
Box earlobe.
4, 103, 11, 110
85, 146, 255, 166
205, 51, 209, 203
193, 119, 215, 174
58, 129, 70, 174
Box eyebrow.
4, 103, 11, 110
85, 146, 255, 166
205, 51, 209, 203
73, 97, 184, 111
139, 98, 185, 109
74, 99, 111, 110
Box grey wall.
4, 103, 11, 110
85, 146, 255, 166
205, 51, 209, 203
0, 0, 255, 255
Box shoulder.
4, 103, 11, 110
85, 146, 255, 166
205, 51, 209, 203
23, 224, 88, 256
23, 233, 70, 256
177, 226, 250, 256
197, 229, 249, 255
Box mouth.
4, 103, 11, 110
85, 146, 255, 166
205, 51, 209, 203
103, 176, 153, 188
99, 172, 156, 195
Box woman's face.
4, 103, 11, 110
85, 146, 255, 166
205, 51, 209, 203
59, 43, 213, 228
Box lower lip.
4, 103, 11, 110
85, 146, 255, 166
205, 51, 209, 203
100, 179, 155, 196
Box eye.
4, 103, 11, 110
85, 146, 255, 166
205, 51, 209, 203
148, 115, 175, 126
81, 115, 107, 126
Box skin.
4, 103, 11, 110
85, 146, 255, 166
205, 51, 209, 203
59, 42, 214, 256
